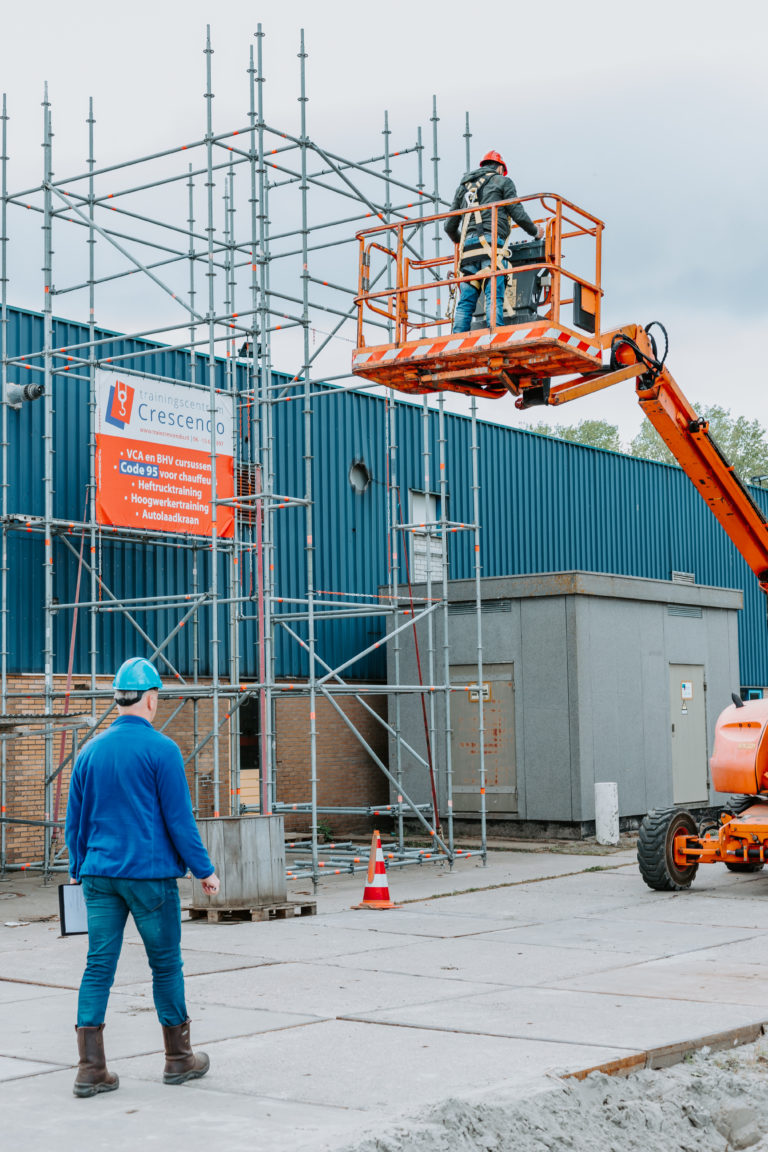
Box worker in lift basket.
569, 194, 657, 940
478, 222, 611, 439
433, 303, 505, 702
65, 657, 220, 1098
445, 150, 544, 333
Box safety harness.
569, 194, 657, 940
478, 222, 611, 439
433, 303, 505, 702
451, 174, 518, 321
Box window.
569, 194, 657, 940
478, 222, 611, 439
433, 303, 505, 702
409, 490, 443, 582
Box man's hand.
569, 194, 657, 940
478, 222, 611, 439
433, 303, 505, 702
535, 224, 545, 240
201, 873, 220, 895
69, 877, 78, 885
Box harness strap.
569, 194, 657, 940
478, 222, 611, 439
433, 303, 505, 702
456, 174, 516, 295
456, 177, 484, 289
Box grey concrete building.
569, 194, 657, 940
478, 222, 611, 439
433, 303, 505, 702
388, 572, 742, 836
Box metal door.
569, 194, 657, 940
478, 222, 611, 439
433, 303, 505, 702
450, 663, 516, 814
669, 664, 708, 805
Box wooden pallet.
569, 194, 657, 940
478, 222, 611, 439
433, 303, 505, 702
186, 899, 317, 924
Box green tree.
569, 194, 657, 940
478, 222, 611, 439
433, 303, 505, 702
630, 404, 768, 481
526, 418, 622, 453
629, 418, 675, 466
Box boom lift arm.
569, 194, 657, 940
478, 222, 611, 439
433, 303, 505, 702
352, 197, 768, 599
541, 322, 768, 597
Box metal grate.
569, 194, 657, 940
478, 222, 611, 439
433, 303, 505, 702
449, 600, 512, 615
667, 604, 703, 618
671, 571, 696, 585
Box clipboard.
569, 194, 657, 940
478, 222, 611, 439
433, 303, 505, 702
58, 883, 88, 936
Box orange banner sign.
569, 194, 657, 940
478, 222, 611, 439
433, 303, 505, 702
95, 370, 234, 538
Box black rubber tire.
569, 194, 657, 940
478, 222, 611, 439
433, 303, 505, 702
723, 794, 758, 816
637, 807, 699, 891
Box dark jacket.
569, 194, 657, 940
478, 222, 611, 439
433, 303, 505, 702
444, 166, 538, 245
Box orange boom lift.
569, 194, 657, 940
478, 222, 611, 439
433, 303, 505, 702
352, 193, 768, 891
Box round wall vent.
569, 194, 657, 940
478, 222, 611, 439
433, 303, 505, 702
348, 460, 371, 493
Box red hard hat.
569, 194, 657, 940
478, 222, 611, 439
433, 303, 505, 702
480, 150, 507, 176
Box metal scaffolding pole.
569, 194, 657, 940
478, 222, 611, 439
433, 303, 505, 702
254, 27, 276, 817
204, 26, 222, 818
42, 84, 56, 874
470, 396, 488, 862
87, 98, 98, 734
438, 393, 454, 855
298, 30, 320, 887
225, 153, 241, 816
0, 27, 490, 883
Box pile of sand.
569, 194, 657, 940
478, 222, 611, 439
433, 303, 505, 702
347, 1037, 768, 1151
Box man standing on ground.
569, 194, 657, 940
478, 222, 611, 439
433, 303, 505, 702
445, 150, 544, 333
65, 657, 220, 1098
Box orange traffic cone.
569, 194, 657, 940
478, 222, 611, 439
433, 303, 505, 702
352, 830, 400, 910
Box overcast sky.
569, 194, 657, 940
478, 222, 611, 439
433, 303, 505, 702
1, 0, 765, 443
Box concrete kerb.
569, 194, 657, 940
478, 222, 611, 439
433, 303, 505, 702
567, 1021, 768, 1079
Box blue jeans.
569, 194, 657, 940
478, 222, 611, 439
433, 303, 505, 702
78, 876, 187, 1028
453, 244, 510, 333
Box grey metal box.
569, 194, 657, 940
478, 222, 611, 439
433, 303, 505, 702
388, 572, 743, 827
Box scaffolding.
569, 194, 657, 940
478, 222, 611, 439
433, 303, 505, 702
0, 26, 491, 884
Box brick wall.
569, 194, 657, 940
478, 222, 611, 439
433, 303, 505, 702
1, 675, 221, 867
274, 691, 389, 836
1, 676, 389, 865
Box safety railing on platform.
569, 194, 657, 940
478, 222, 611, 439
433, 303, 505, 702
355, 194, 604, 346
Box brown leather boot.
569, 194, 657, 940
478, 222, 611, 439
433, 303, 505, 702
162, 1018, 210, 1085
73, 1024, 119, 1098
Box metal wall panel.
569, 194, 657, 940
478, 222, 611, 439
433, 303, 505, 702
4, 304, 768, 686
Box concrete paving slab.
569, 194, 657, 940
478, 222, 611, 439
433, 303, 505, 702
178, 919, 430, 962
549, 952, 768, 1006
474, 916, 764, 958
1, 989, 321, 1064
108, 1018, 632, 1110
325, 936, 644, 987
0, 937, 269, 988
318, 908, 521, 937
343, 986, 768, 1051
300, 852, 639, 914
0, 1054, 65, 1081
0, 1067, 377, 1152
132, 960, 509, 1017
582, 890, 768, 929
414, 870, 663, 924
667, 933, 768, 966
0, 977, 68, 1004
0, 922, 61, 953
693, 875, 768, 899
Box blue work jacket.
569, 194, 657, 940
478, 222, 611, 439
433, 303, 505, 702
65, 715, 214, 881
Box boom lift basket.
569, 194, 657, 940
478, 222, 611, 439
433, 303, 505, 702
352, 194, 605, 401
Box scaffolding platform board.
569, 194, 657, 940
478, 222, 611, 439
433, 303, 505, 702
186, 899, 317, 923
352, 320, 603, 397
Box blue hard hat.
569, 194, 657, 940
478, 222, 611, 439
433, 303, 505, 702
112, 657, 163, 692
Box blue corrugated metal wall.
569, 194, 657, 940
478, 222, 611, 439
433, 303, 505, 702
4, 304, 768, 684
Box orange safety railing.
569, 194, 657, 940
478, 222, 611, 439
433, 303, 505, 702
355, 194, 604, 348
